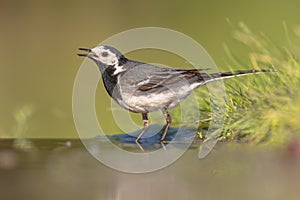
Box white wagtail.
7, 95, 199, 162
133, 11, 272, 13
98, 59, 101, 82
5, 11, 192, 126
78, 46, 271, 142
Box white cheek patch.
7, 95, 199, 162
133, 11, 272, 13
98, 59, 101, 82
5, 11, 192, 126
91, 46, 118, 66
100, 51, 118, 65
113, 65, 126, 75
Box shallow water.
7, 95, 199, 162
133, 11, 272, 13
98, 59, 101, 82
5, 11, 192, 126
1, 139, 300, 200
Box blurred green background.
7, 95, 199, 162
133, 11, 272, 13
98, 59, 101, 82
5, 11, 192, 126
1, 0, 300, 138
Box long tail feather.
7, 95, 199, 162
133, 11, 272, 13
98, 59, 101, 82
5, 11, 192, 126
202, 69, 275, 84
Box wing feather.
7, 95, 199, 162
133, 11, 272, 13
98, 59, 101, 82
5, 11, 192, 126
136, 69, 205, 91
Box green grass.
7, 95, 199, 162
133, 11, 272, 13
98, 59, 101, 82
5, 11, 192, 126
193, 23, 300, 146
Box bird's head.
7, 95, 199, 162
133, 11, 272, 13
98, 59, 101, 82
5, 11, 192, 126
78, 45, 125, 66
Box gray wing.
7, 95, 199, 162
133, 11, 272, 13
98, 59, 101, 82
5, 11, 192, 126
136, 68, 203, 91
120, 60, 208, 92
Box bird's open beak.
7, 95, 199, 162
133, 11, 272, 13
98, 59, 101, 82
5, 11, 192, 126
77, 48, 91, 57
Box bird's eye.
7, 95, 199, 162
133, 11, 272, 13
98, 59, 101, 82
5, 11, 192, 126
101, 52, 109, 57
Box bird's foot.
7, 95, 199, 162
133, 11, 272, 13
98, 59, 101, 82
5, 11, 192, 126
135, 140, 144, 151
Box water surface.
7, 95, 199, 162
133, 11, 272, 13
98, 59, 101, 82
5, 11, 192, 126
1, 139, 300, 200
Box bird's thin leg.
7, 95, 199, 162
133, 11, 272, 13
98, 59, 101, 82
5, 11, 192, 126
160, 109, 172, 142
135, 113, 149, 143
160, 141, 167, 150
136, 141, 144, 152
